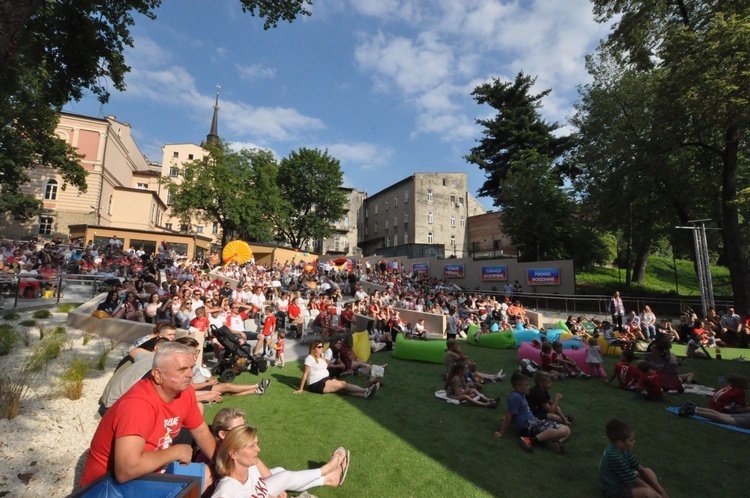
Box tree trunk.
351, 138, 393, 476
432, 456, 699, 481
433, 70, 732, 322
631, 237, 651, 284
0, 0, 42, 63
721, 126, 750, 312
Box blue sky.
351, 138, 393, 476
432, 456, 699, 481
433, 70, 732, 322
63, 0, 611, 209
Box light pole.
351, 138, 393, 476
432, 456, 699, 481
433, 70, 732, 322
676, 219, 719, 317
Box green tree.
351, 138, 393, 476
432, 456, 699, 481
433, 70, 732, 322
592, 0, 750, 308
465, 72, 570, 200
165, 141, 282, 246
0, 0, 311, 219
274, 148, 347, 249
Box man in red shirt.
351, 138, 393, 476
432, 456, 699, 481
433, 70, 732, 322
80, 342, 216, 491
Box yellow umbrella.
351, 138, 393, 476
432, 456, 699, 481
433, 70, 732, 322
222, 240, 252, 265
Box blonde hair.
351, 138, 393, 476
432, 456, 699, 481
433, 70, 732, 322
211, 407, 246, 440
215, 425, 258, 477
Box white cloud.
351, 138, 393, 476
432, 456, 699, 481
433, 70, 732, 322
236, 63, 277, 81
324, 142, 393, 166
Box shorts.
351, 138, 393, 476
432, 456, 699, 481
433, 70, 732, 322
602, 482, 635, 498
307, 377, 329, 394
525, 417, 561, 436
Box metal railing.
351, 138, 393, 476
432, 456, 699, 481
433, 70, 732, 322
1, 273, 105, 310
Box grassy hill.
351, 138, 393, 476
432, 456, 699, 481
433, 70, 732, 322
576, 256, 733, 298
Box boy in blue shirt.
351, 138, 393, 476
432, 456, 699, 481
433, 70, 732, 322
599, 418, 669, 497
495, 372, 570, 453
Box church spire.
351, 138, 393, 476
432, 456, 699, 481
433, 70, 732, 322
206, 85, 220, 145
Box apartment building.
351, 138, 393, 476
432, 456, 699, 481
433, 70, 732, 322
316, 187, 366, 257
358, 173, 485, 258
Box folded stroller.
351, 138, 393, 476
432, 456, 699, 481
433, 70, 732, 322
209, 325, 267, 382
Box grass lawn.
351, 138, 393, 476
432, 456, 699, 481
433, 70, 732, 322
204, 342, 750, 497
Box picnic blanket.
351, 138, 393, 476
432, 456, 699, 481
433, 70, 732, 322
682, 384, 715, 396
665, 406, 750, 435
435, 390, 461, 405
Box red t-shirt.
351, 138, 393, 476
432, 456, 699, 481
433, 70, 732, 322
80, 379, 203, 486
190, 316, 210, 332
615, 362, 641, 390
262, 315, 276, 337
288, 303, 301, 319
540, 352, 554, 371
710, 385, 746, 412
639, 371, 663, 400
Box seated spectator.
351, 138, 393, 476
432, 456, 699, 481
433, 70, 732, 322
80, 342, 216, 492
97, 290, 122, 316
644, 340, 695, 391
115, 291, 145, 322
605, 350, 640, 391
602, 320, 636, 351
526, 371, 572, 426
295, 341, 377, 399
444, 360, 498, 408
636, 361, 663, 401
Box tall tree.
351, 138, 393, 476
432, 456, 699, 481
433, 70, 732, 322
592, 0, 750, 309
0, 0, 311, 219
274, 148, 347, 249
465, 72, 570, 201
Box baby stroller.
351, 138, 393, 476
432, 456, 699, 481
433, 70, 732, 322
209, 325, 267, 383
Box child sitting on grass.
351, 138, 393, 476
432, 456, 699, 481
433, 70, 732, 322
495, 372, 570, 453
526, 371, 573, 426
552, 341, 590, 378
444, 360, 499, 408
599, 418, 669, 497
637, 361, 663, 401
540, 341, 564, 380
605, 349, 640, 391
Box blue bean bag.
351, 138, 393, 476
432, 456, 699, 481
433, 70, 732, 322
466, 324, 517, 349
513, 329, 542, 343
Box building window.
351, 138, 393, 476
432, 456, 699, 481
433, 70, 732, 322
404, 233, 409, 244
386, 236, 391, 247
404, 212, 408, 223
44, 179, 58, 200
166, 190, 174, 205
404, 189, 409, 202
107, 194, 113, 215
344, 217, 349, 227
427, 189, 433, 202
188, 154, 194, 160
427, 211, 433, 224
394, 194, 398, 206
173, 151, 179, 158
385, 200, 389, 211
365, 226, 369, 236
365, 207, 369, 218
427, 232, 433, 244
450, 215, 456, 227
196, 225, 204, 234
451, 235, 456, 247
460, 215, 465, 227
442, 178, 447, 186
385, 219, 389, 230
212, 222, 219, 234
180, 224, 189, 233
169, 167, 179, 177
334, 235, 340, 251
374, 222, 378, 233
451, 180, 457, 188
393, 215, 398, 227
450, 194, 456, 205
38, 216, 53, 235
136, 182, 148, 190
165, 223, 173, 230
375, 204, 378, 215
459, 196, 464, 206
394, 234, 398, 246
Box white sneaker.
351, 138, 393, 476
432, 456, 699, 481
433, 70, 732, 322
497, 369, 506, 381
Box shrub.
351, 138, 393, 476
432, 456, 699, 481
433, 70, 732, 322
94, 340, 119, 371
0, 367, 35, 419
25, 332, 67, 373
52, 325, 66, 335
32, 309, 53, 319
0, 324, 20, 356
57, 303, 83, 314
60, 356, 89, 400
1, 312, 20, 321
18, 320, 36, 327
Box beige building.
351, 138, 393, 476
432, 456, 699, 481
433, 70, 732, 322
317, 187, 366, 257
358, 173, 485, 258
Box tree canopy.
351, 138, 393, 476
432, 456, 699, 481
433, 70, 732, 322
0, 0, 312, 220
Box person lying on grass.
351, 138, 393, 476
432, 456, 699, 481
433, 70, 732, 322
444, 359, 499, 408
599, 418, 669, 498
211, 424, 348, 498
526, 371, 573, 426
175, 337, 271, 402
678, 375, 750, 428
295, 340, 377, 399
495, 372, 570, 453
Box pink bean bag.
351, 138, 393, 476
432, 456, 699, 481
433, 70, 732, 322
517, 341, 606, 376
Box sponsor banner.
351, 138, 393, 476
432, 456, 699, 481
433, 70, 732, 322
527, 268, 560, 286
412, 262, 430, 275
481, 265, 507, 281
443, 264, 464, 278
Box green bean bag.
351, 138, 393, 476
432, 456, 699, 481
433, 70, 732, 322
392, 334, 446, 364
557, 320, 570, 332
466, 324, 517, 349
